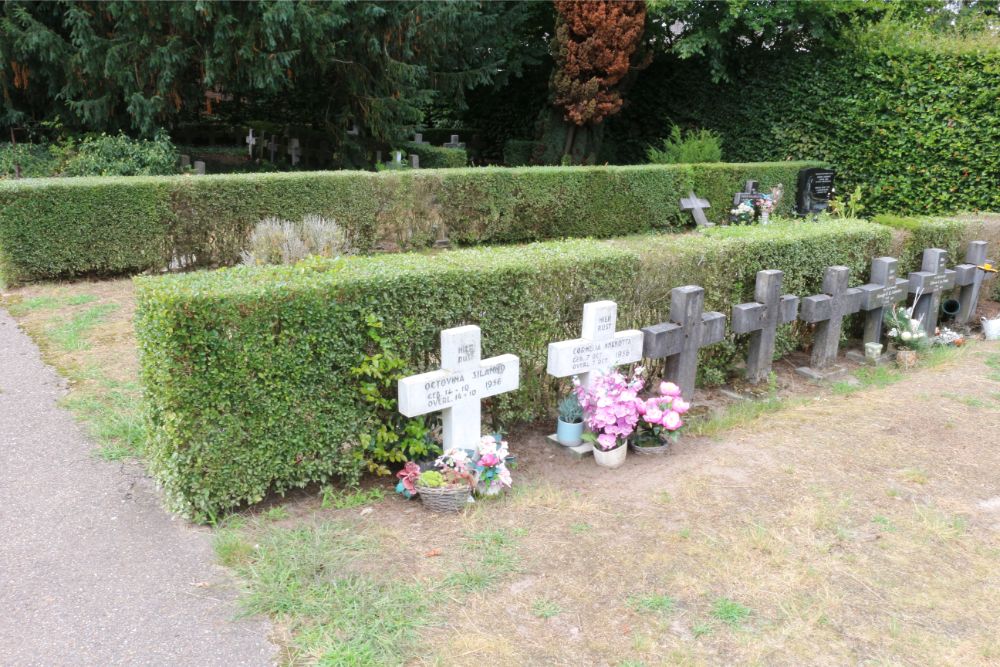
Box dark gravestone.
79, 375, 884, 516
857, 257, 909, 346
796, 266, 862, 379
732, 270, 799, 384
908, 248, 955, 336
796, 168, 836, 216
954, 241, 990, 325
732, 180, 760, 207
680, 191, 712, 228
642, 286, 726, 400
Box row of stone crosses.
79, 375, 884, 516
397, 242, 990, 454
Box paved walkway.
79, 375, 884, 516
0, 309, 274, 666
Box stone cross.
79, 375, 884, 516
954, 241, 990, 325
267, 135, 277, 163
409, 154, 419, 169
444, 134, 465, 149
732, 270, 799, 384
732, 179, 760, 207
908, 248, 955, 335
287, 138, 301, 166
413, 132, 425, 144
398, 325, 520, 454
245, 128, 256, 157
857, 257, 909, 345
547, 300, 643, 390
797, 266, 862, 376
642, 286, 726, 400
680, 191, 713, 228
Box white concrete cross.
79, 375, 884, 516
398, 325, 520, 453
546, 300, 643, 389
287, 138, 301, 166
245, 128, 256, 157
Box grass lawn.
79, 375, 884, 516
5, 278, 1000, 665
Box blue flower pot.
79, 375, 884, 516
556, 418, 584, 447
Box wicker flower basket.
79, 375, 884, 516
417, 483, 471, 513
629, 432, 673, 456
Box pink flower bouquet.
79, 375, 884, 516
633, 381, 690, 448
575, 368, 645, 451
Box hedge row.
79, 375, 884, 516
135, 219, 890, 520
402, 142, 468, 168
0, 161, 817, 284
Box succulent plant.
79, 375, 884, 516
558, 393, 584, 423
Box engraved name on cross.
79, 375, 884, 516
857, 257, 909, 346
546, 301, 644, 389
398, 326, 520, 453
908, 248, 955, 336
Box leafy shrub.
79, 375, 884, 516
503, 139, 537, 166
62, 131, 178, 176
241, 215, 352, 266
0, 161, 816, 283
647, 126, 723, 164
135, 220, 890, 521
403, 142, 467, 168
0, 143, 63, 178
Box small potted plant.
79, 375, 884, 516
474, 434, 512, 497
556, 392, 585, 446
630, 381, 690, 455
884, 303, 928, 369
576, 368, 644, 469
415, 449, 474, 512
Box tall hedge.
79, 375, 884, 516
136, 219, 890, 520
605, 27, 1000, 215
0, 161, 815, 284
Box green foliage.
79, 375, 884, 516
503, 139, 537, 166
417, 471, 445, 489
608, 25, 1000, 215
646, 125, 722, 164
872, 213, 967, 273
403, 143, 468, 169
350, 314, 436, 475
61, 131, 178, 176
0, 161, 816, 284
135, 221, 890, 520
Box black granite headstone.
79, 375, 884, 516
796, 168, 836, 216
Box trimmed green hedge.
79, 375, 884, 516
403, 142, 468, 168
136, 219, 889, 520
0, 161, 816, 284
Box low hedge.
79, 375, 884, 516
403, 142, 468, 168
136, 219, 890, 520
0, 161, 817, 284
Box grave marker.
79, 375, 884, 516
642, 286, 726, 399
680, 191, 713, 228
410, 154, 420, 169
267, 135, 277, 163
444, 134, 465, 149
795, 167, 836, 216
245, 128, 256, 157
954, 241, 990, 325
398, 325, 519, 454
856, 257, 909, 347
796, 266, 862, 379
412, 132, 425, 144
907, 248, 955, 336
732, 270, 799, 384
547, 301, 643, 389
287, 138, 301, 166
732, 180, 760, 207
193, 160, 206, 175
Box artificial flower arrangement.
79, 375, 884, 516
474, 434, 512, 496
884, 303, 929, 351
412, 448, 476, 512
756, 195, 774, 224
395, 461, 421, 499
632, 381, 691, 453
730, 201, 756, 225
575, 367, 645, 452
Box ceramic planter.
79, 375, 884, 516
895, 348, 918, 369
556, 418, 584, 446
593, 443, 627, 469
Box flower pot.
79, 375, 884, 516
629, 432, 673, 456
416, 484, 470, 513
593, 443, 627, 469
984, 317, 1000, 341
895, 349, 918, 369
556, 418, 584, 446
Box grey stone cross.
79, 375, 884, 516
642, 285, 726, 400
797, 266, 862, 378
245, 128, 256, 157
412, 132, 425, 144
857, 257, 909, 345
908, 248, 955, 335
444, 134, 465, 149
732, 270, 799, 384
409, 154, 420, 169
954, 241, 990, 325
680, 191, 713, 228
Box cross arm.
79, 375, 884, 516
800, 295, 832, 323
641, 322, 684, 359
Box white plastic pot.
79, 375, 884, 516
593, 444, 627, 469
983, 317, 1000, 341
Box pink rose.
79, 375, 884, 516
672, 398, 690, 415
597, 433, 618, 450
660, 382, 681, 397
479, 453, 499, 466
645, 407, 663, 424
635, 399, 647, 415
662, 411, 683, 431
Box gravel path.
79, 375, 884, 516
0, 309, 274, 666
